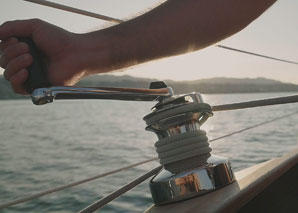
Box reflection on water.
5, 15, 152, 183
0, 93, 297, 212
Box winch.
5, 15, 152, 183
143, 84, 235, 205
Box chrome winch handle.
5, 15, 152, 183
20, 37, 173, 105
31, 86, 174, 105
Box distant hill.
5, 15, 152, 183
77, 75, 298, 94
1, 75, 298, 100
166, 77, 298, 94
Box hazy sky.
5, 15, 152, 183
0, 0, 298, 83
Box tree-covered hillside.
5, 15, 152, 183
1, 75, 298, 100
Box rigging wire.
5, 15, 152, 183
1, 110, 297, 210
216, 45, 298, 65
21, 0, 298, 65
79, 165, 163, 213
212, 94, 298, 111
209, 110, 298, 143
22, 0, 123, 23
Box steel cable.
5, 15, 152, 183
78, 166, 162, 213
209, 111, 298, 143
212, 94, 298, 111
216, 45, 298, 65
23, 0, 123, 23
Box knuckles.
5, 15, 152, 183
2, 18, 43, 26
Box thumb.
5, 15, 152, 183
0, 19, 41, 41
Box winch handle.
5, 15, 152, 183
19, 37, 51, 94
17, 39, 174, 105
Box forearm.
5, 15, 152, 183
84, 0, 276, 74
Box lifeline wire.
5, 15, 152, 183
209, 110, 298, 143
0, 110, 296, 209
0, 158, 158, 210
23, 0, 123, 23
212, 94, 298, 111
216, 45, 298, 65
79, 165, 163, 213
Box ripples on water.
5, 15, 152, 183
0, 93, 297, 212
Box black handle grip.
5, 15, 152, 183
18, 37, 51, 93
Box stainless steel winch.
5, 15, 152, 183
143, 88, 235, 205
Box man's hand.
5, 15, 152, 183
0, 19, 90, 94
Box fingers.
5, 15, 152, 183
3, 53, 32, 81
0, 37, 18, 51
0, 41, 30, 68
0, 38, 32, 94
0, 37, 32, 94
0, 19, 41, 41
10, 69, 28, 95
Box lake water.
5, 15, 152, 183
0, 93, 297, 213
